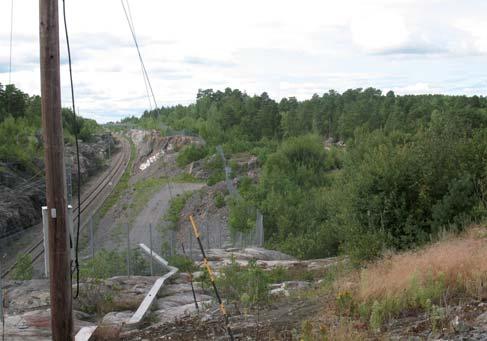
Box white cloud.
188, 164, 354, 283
1, 0, 487, 122
350, 7, 410, 52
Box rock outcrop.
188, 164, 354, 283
0, 133, 115, 239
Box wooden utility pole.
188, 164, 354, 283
39, 0, 73, 340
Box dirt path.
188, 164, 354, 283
90, 181, 204, 255
130, 182, 205, 253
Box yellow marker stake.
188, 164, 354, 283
220, 303, 227, 315
188, 214, 234, 341
189, 215, 200, 238
203, 259, 215, 282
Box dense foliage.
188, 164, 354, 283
0, 83, 102, 170
128, 87, 487, 261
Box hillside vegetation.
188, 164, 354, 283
123, 88, 487, 263
0, 83, 102, 171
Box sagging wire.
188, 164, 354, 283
62, 0, 82, 298
120, 0, 158, 109
120, 0, 174, 199
126, 0, 153, 112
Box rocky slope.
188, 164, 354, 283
0, 133, 115, 239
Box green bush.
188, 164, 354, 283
80, 249, 150, 279
167, 255, 196, 273
217, 258, 270, 310
164, 192, 192, 230
12, 254, 33, 280
176, 144, 208, 167
204, 155, 225, 186
228, 197, 256, 235
214, 192, 225, 208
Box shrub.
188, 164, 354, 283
217, 258, 270, 310
164, 192, 192, 230
176, 144, 208, 167
12, 254, 33, 280
167, 255, 196, 273
214, 192, 225, 208
80, 249, 150, 279
204, 155, 225, 186
228, 197, 256, 235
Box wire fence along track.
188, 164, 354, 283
216, 145, 264, 248
1, 137, 131, 279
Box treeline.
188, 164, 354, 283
127, 88, 487, 261
0, 83, 101, 170
130, 87, 487, 145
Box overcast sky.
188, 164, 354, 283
1, 0, 487, 123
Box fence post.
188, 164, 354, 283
256, 211, 264, 247
126, 223, 130, 277
219, 224, 222, 248
189, 224, 193, 260
90, 217, 94, 260
0, 255, 3, 334
149, 223, 153, 276
41, 206, 49, 277
66, 161, 72, 206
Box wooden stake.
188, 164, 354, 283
39, 0, 73, 339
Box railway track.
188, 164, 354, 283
1, 135, 131, 279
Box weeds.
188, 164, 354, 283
163, 192, 192, 230
80, 248, 150, 279
215, 257, 271, 312
214, 191, 225, 208
12, 253, 33, 280
98, 136, 136, 218
332, 227, 487, 331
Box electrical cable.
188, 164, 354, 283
126, 0, 153, 111
120, 0, 174, 199
62, 0, 82, 299
120, 0, 158, 109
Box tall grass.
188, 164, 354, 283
342, 227, 487, 329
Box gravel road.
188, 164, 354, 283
130, 182, 205, 254
91, 182, 204, 256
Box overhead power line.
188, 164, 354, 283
120, 0, 159, 110
125, 0, 153, 111
120, 0, 174, 200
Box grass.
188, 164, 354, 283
172, 172, 203, 183
97, 136, 136, 218
295, 226, 487, 339
129, 176, 169, 217
163, 191, 193, 230
326, 226, 487, 334
358, 227, 487, 299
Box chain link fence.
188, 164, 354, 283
216, 145, 264, 249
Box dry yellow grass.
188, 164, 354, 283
358, 227, 487, 303
304, 227, 487, 339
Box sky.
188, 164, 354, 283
1, 0, 487, 123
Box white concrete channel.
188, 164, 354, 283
75, 243, 178, 341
